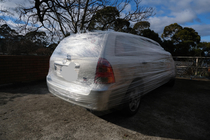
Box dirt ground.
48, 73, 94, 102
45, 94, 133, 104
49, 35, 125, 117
0, 79, 210, 140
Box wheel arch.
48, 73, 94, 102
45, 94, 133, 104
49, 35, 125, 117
127, 77, 144, 95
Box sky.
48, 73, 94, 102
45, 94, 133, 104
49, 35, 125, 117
0, 0, 210, 42
140, 0, 210, 42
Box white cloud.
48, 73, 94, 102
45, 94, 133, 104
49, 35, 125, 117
148, 10, 197, 34
189, 24, 210, 37
0, 0, 33, 24
141, 0, 210, 41
148, 16, 170, 34
171, 10, 196, 22
148, 14, 210, 41
5, 19, 19, 28
0, 0, 31, 9
142, 0, 210, 15
124, 3, 131, 12
148, 13, 210, 42
193, 0, 210, 14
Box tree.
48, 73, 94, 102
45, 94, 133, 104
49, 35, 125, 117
139, 28, 162, 45
133, 21, 150, 34
114, 18, 131, 32
88, 6, 132, 32
20, 31, 48, 54
175, 27, 200, 56
48, 43, 58, 53
174, 27, 200, 47
88, 6, 119, 31
161, 23, 201, 56
18, 0, 155, 40
0, 24, 49, 55
197, 42, 210, 56
162, 40, 175, 55
161, 23, 182, 40
0, 24, 18, 38
0, 24, 19, 54
25, 31, 48, 47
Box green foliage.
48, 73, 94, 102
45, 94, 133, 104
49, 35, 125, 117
88, 6, 119, 31
114, 18, 130, 32
133, 21, 150, 34
0, 24, 18, 37
140, 29, 162, 45
0, 24, 19, 54
0, 24, 53, 55
174, 27, 200, 46
198, 42, 210, 56
189, 48, 203, 56
25, 31, 48, 48
161, 23, 182, 40
161, 23, 201, 56
162, 40, 175, 55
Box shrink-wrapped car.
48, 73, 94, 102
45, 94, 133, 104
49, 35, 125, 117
47, 31, 176, 116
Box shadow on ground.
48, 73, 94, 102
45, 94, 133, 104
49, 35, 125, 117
100, 79, 210, 140
1, 79, 210, 140
0, 80, 48, 105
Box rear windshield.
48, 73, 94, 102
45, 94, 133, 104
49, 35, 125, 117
52, 33, 106, 57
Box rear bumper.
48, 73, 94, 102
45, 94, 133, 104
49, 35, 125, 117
47, 78, 113, 111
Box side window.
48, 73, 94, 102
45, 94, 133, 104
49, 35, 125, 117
115, 36, 137, 56
115, 35, 163, 56
141, 38, 163, 50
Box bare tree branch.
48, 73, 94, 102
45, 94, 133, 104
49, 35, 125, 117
17, 0, 155, 41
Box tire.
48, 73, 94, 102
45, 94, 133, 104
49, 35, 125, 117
122, 80, 143, 117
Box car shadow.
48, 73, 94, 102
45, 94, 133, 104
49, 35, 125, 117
100, 79, 210, 140
0, 79, 49, 106
0, 79, 48, 94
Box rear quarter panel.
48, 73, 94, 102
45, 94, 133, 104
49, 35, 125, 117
102, 33, 144, 107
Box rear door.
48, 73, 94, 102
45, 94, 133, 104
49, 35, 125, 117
49, 33, 106, 85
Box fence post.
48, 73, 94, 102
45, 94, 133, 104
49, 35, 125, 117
195, 57, 198, 76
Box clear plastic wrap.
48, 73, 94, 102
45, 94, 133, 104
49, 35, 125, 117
47, 31, 176, 114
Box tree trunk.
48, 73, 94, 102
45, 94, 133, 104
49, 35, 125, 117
80, 0, 89, 32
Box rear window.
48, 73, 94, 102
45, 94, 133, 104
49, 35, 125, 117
53, 33, 105, 57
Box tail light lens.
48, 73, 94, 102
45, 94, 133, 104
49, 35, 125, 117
94, 58, 115, 84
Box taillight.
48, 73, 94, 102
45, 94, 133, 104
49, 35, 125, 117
94, 58, 115, 84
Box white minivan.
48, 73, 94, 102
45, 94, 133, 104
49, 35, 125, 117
47, 31, 176, 116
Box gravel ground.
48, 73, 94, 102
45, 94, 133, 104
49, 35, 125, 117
0, 79, 210, 140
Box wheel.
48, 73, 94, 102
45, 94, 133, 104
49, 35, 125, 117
122, 80, 143, 117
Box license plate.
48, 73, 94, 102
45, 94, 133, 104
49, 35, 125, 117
60, 63, 79, 81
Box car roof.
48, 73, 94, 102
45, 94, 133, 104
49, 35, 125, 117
89, 31, 160, 46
